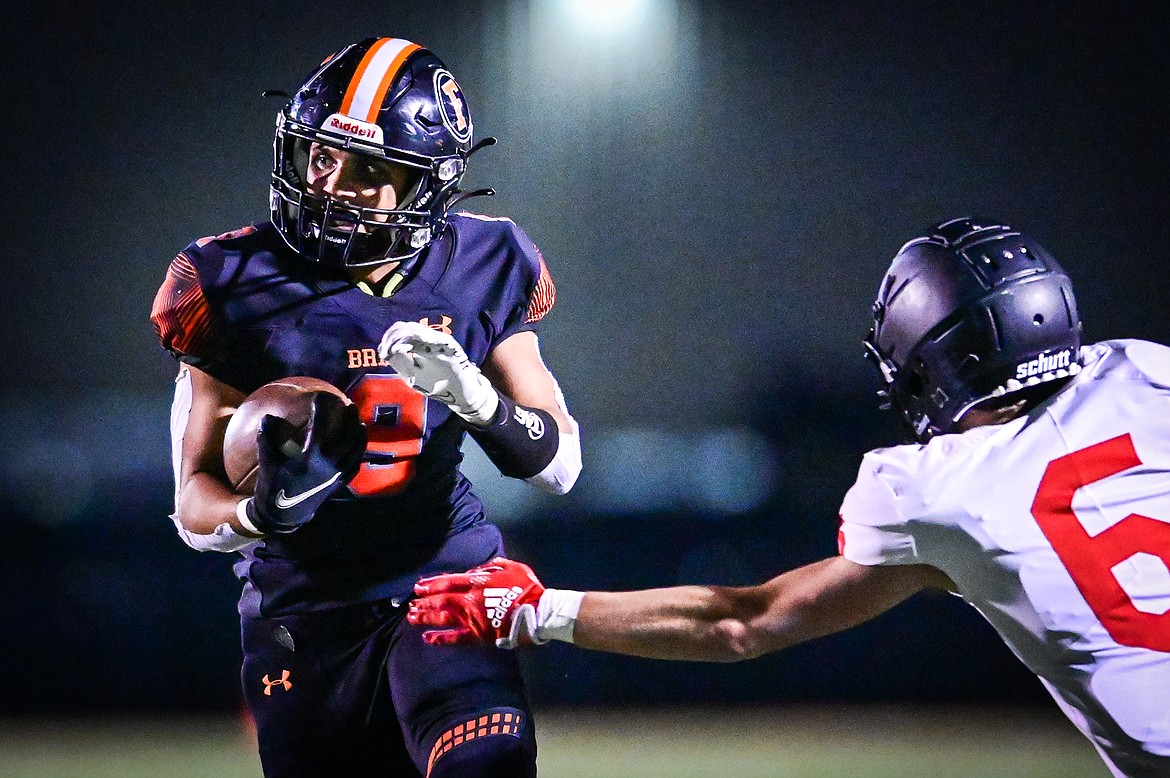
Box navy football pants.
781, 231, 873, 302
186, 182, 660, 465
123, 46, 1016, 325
240, 589, 537, 776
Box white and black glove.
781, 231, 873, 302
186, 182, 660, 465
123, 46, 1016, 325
378, 321, 499, 427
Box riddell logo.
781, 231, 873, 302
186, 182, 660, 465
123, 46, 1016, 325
324, 113, 383, 144
262, 670, 292, 696
484, 586, 523, 628
1015, 348, 1074, 380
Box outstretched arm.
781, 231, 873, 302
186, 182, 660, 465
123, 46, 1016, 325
409, 556, 951, 661
573, 557, 948, 661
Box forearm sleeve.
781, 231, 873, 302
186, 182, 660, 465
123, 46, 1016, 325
466, 394, 562, 480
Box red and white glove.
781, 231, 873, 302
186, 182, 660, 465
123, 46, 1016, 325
410, 557, 581, 649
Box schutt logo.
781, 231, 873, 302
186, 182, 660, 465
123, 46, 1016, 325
1015, 349, 1074, 380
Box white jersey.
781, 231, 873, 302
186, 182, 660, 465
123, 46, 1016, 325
839, 339, 1170, 778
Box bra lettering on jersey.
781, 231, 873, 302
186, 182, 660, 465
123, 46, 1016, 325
348, 348, 390, 368
345, 317, 456, 368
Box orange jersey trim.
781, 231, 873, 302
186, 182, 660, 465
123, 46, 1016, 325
526, 252, 557, 323
150, 252, 213, 358
426, 711, 523, 777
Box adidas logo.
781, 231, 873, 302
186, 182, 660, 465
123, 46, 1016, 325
484, 586, 523, 628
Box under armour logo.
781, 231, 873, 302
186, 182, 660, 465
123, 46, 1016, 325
262, 670, 292, 695
420, 315, 453, 335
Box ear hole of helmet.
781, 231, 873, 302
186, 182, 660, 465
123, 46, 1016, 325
900, 362, 927, 400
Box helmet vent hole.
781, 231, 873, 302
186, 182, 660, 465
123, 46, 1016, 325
1033, 314, 1045, 326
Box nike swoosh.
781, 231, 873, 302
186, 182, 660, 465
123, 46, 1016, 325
274, 472, 341, 509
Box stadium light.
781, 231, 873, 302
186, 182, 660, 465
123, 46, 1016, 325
555, 0, 656, 37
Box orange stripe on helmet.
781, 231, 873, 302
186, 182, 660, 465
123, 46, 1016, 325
340, 38, 423, 123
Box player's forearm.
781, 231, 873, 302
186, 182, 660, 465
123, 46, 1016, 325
177, 471, 260, 537
570, 586, 783, 663
534, 402, 574, 439
567, 560, 891, 661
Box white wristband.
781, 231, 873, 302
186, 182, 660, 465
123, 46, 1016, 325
236, 498, 263, 536
534, 588, 585, 644
453, 382, 500, 427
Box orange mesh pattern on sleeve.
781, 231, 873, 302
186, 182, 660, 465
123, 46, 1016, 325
525, 250, 556, 324
150, 252, 214, 358
426, 711, 524, 777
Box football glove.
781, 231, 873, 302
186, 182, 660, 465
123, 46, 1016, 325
409, 557, 547, 649
245, 392, 366, 534
378, 321, 499, 426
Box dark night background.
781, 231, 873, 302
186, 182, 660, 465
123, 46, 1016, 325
2, 0, 1167, 724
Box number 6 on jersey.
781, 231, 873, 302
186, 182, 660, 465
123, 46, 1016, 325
1031, 433, 1170, 652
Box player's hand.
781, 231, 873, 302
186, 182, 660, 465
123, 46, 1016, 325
378, 321, 499, 426
246, 393, 366, 534
409, 557, 547, 649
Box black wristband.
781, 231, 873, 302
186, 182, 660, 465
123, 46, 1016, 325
466, 394, 559, 479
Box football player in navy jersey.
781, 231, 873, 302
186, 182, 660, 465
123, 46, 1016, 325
150, 38, 580, 777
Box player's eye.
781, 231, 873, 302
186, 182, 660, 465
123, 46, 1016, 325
309, 152, 336, 174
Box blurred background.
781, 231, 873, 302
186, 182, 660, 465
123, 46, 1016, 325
3, 0, 1167, 774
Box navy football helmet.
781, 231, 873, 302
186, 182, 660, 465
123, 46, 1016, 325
270, 37, 493, 269
864, 218, 1082, 442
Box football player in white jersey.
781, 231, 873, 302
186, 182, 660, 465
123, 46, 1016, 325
407, 218, 1170, 778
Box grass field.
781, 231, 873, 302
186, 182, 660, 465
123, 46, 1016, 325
0, 704, 1108, 777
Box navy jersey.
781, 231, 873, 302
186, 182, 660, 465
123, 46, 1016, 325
151, 215, 557, 615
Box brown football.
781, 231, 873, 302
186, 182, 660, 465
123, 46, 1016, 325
222, 376, 351, 494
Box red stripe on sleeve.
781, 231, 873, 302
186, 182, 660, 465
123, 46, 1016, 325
150, 252, 215, 359
525, 250, 556, 324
